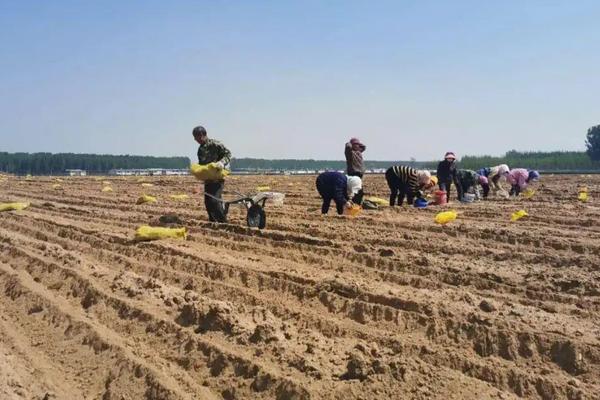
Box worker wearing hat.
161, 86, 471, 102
385, 165, 436, 206
345, 137, 366, 204
436, 152, 462, 202
507, 168, 540, 196
477, 164, 510, 198
315, 171, 362, 214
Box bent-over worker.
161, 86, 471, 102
315, 172, 362, 215
385, 166, 434, 206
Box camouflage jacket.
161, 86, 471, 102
456, 169, 479, 187
197, 139, 232, 165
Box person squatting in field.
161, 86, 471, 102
344, 137, 366, 205
456, 169, 489, 201
315, 171, 362, 215
436, 152, 462, 201
477, 164, 510, 198
507, 168, 540, 196
193, 126, 232, 223
385, 165, 435, 206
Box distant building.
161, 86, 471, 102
66, 169, 87, 176
108, 168, 189, 176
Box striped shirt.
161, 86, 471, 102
391, 165, 420, 193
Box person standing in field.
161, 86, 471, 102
436, 152, 461, 201
345, 137, 366, 204
193, 126, 232, 223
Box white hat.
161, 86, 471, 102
346, 176, 362, 196
417, 170, 431, 185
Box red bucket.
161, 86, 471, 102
433, 190, 447, 205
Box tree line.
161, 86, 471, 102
231, 151, 598, 172
229, 158, 435, 171
0, 152, 190, 175
1, 149, 597, 175
460, 150, 596, 171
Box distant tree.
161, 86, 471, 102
586, 125, 600, 162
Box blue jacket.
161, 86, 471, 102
316, 171, 348, 205
477, 167, 491, 177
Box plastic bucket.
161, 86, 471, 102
414, 198, 428, 208
433, 190, 447, 205
463, 193, 475, 203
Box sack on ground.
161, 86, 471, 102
136, 194, 157, 204
364, 196, 389, 206
135, 225, 187, 241
0, 202, 30, 212
435, 210, 457, 225
511, 210, 528, 222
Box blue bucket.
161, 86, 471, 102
414, 198, 428, 208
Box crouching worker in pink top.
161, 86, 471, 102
507, 169, 540, 197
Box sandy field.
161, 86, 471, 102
0, 173, 599, 400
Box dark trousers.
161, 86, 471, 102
316, 178, 345, 215
204, 180, 227, 222
385, 169, 414, 206
347, 171, 364, 204
482, 183, 490, 198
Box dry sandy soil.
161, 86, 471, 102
0, 173, 599, 400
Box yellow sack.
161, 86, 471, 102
256, 186, 271, 192
511, 209, 528, 222
522, 188, 535, 199
344, 204, 362, 217
169, 194, 190, 201
190, 163, 229, 181
102, 186, 113, 192
54, 178, 63, 182
435, 210, 458, 225
0, 202, 30, 212
102, 180, 111, 185
52, 184, 62, 189
134, 225, 187, 241
141, 183, 154, 187
136, 194, 157, 204
25, 174, 33, 181
578, 192, 589, 202
364, 196, 389, 206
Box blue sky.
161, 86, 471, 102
1, 1, 599, 161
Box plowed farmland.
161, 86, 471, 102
1, 174, 599, 400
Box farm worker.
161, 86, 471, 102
345, 137, 366, 204
315, 172, 362, 214
456, 170, 488, 201
385, 166, 434, 206
436, 152, 462, 202
193, 126, 232, 223
477, 164, 510, 198
507, 169, 540, 196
